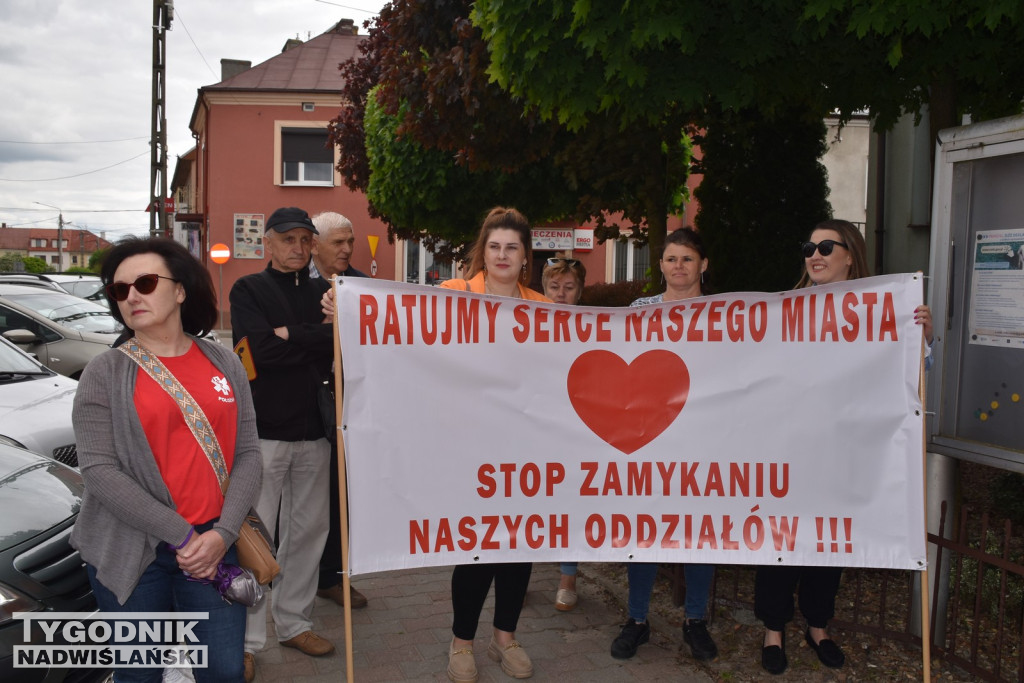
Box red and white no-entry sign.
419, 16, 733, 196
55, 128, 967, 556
210, 243, 231, 264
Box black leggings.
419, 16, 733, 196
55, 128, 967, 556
451, 562, 532, 640
754, 564, 843, 631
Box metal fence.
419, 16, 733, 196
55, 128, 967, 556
669, 500, 1024, 681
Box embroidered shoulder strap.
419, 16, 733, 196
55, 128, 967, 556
118, 338, 229, 488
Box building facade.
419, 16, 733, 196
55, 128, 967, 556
0, 226, 111, 271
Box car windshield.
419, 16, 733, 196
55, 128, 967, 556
4, 291, 121, 334
63, 280, 105, 300
0, 338, 49, 374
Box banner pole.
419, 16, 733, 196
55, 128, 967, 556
919, 329, 931, 683
332, 276, 355, 683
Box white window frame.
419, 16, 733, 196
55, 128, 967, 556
611, 236, 650, 282
273, 121, 338, 187
401, 238, 454, 285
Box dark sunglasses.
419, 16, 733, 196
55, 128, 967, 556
105, 273, 178, 302
801, 240, 848, 258
546, 257, 580, 267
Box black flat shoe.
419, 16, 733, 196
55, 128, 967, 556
761, 630, 787, 675
805, 629, 845, 668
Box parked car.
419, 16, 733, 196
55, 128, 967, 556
0, 274, 65, 292
0, 441, 107, 683
42, 274, 106, 303
0, 335, 78, 467
0, 273, 105, 304
0, 284, 119, 379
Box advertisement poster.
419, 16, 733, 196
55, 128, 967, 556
531, 228, 574, 251
334, 275, 927, 575
968, 228, 1024, 347
233, 213, 265, 259
173, 221, 202, 259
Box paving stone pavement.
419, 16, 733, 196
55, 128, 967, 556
245, 563, 715, 682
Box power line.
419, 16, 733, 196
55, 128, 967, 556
1, 221, 148, 232
0, 136, 149, 145
2, 216, 60, 227
0, 150, 149, 182
173, 9, 219, 81
0, 207, 148, 213
313, 0, 381, 16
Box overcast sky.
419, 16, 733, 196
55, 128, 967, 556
0, 0, 385, 241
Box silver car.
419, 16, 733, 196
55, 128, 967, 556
41, 274, 106, 302
0, 273, 105, 303
0, 284, 119, 379
0, 335, 78, 467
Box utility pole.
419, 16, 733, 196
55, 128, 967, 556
34, 201, 64, 270
57, 212, 64, 270
150, 0, 173, 237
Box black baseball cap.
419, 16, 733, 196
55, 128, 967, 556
265, 207, 318, 234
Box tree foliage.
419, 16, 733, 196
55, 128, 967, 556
0, 254, 51, 273
329, 0, 692, 261
473, 0, 1024, 290
369, 0, 561, 172
803, 0, 1024, 137
22, 256, 50, 273
554, 110, 691, 260
694, 107, 832, 293
362, 91, 576, 258
473, 0, 1024, 133
87, 248, 108, 272
473, 1, 846, 129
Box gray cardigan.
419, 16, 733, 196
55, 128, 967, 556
70, 337, 262, 604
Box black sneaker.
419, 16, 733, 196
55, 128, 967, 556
682, 618, 718, 661
610, 618, 650, 659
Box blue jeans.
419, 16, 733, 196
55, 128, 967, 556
86, 522, 246, 683
560, 562, 578, 576
627, 563, 715, 621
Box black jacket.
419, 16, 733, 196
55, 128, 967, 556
229, 263, 332, 441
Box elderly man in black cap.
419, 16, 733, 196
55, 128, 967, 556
230, 207, 336, 681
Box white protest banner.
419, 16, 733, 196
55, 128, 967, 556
335, 274, 927, 575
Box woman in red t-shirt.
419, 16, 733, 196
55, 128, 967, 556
72, 237, 261, 683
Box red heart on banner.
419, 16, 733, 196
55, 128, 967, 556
566, 350, 690, 455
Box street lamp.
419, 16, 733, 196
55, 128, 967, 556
34, 202, 64, 271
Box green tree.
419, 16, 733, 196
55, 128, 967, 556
362, 92, 576, 257
472, 1, 838, 128
22, 256, 51, 273
0, 253, 52, 273
694, 106, 831, 293
803, 0, 1024, 139
330, 0, 691, 262
473, 1, 1024, 289
0, 253, 20, 272
330, 0, 576, 258
473, 0, 1024, 133
88, 248, 109, 272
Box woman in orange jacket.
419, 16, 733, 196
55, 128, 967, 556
440, 207, 550, 682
